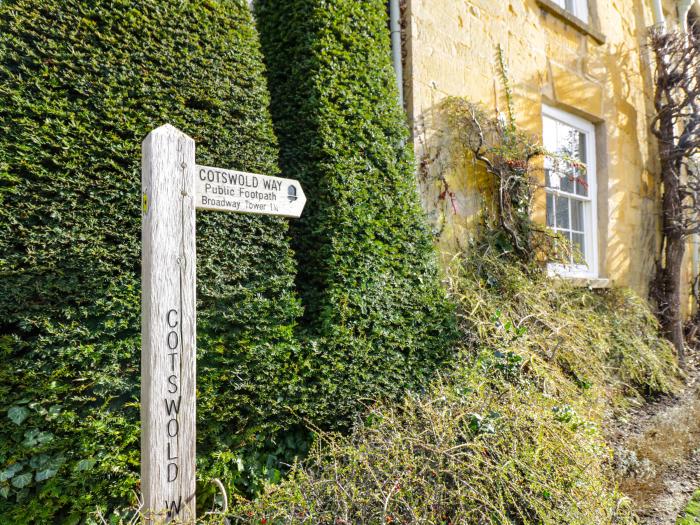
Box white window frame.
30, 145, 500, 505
542, 105, 598, 279
551, 0, 589, 23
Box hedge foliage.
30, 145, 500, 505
0, 1, 305, 522
254, 0, 458, 425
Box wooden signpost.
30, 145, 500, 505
141, 124, 306, 523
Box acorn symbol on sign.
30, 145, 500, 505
287, 185, 298, 202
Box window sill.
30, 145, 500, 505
536, 0, 606, 45
563, 276, 610, 288
548, 274, 611, 289
547, 264, 608, 288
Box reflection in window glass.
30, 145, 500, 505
571, 200, 584, 231
555, 196, 569, 229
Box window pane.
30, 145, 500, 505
576, 131, 588, 196
561, 126, 579, 157
544, 115, 591, 196
572, 233, 586, 263
578, 131, 587, 163
545, 168, 559, 189
577, 0, 589, 22
559, 0, 589, 22
556, 196, 570, 229
575, 168, 588, 196
543, 116, 557, 150
571, 199, 584, 231
558, 125, 580, 194
560, 169, 574, 193
546, 193, 554, 227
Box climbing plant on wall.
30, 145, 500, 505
649, 27, 700, 365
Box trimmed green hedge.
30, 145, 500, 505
254, 0, 458, 424
0, 0, 304, 522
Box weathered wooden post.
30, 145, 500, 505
141, 125, 197, 522
140, 124, 305, 523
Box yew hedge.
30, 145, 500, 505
0, 0, 304, 522
254, 0, 458, 425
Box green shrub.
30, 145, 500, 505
231, 249, 681, 524
232, 370, 634, 524
448, 243, 681, 406
0, 1, 304, 521
254, 0, 458, 426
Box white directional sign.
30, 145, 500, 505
141, 125, 306, 524
195, 165, 306, 218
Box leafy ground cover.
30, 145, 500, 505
678, 490, 700, 524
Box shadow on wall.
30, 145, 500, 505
414, 103, 491, 258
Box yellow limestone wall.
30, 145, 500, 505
405, 0, 696, 314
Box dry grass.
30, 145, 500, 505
229, 250, 681, 524
619, 386, 700, 514
231, 374, 632, 524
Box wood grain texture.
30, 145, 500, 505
141, 125, 196, 523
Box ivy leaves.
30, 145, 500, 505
1, 401, 68, 502
7, 406, 28, 426
22, 430, 54, 448
0, 464, 23, 484
10, 474, 31, 491
0, 454, 65, 495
